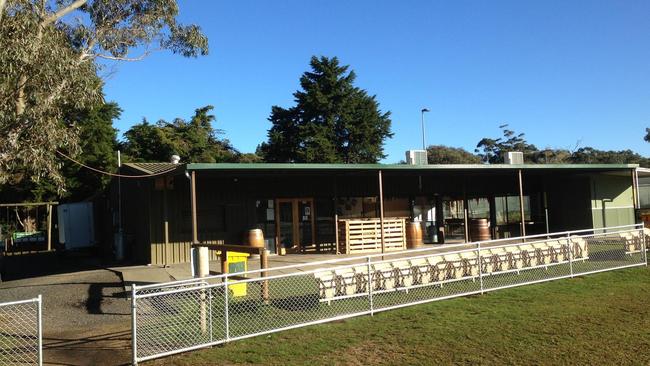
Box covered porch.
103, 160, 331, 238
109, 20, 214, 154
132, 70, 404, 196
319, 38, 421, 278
170, 164, 638, 262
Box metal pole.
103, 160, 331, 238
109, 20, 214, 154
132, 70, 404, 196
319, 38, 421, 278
518, 169, 527, 238
208, 289, 213, 343
543, 191, 549, 236
378, 170, 385, 254
643, 228, 648, 266
46, 204, 52, 252
37, 294, 42, 366
131, 285, 138, 365
224, 276, 230, 342
421, 111, 426, 150
118, 150, 122, 240
367, 256, 374, 316
566, 233, 573, 277
477, 243, 484, 294
636, 168, 641, 210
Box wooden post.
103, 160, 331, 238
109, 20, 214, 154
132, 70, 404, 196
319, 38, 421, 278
220, 250, 228, 274
274, 199, 281, 255
191, 171, 208, 277
378, 170, 385, 254
463, 179, 469, 243
261, 249, 269, 303
163, 184, 169, 266
46, 204, 52, 251
191, 171, 198, 244
632, 168, 638, 210
518, 169, 527, 238
334, 176, 339, 254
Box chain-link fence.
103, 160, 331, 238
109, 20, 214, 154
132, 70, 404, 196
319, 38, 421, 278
0, 296, 42, 366
132, 225, 648, 364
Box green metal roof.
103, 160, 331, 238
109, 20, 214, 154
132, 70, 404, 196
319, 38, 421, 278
186, 163, 639, 171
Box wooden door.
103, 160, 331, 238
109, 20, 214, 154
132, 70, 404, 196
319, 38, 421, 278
275, 198, 315, 254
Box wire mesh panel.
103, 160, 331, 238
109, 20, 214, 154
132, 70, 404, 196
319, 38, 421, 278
572, 229, 646, 275
134, 282, 226, 361
0, 297, 42, 366
227, 268, 372, 340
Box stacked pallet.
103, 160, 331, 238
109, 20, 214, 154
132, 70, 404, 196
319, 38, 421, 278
338, 218, 406, 254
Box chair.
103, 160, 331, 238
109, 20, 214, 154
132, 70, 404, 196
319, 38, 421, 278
334, 267, 357, 296
372, 263, 394, 290
517, 244, 535, 267
441, 254, 462, 280
314, 269, 336, 300
425, 255, 443, 283
459, 251, 479, 277
391, 260, 413, 288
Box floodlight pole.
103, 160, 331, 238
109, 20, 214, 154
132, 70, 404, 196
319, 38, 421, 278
421, 108, 430, 150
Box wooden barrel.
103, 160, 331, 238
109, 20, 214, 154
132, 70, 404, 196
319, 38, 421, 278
248, 229, 265, 248
470, 219, 491, 241
406, 222, 423, 249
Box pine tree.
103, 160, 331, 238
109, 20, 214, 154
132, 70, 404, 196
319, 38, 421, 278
259, 56, 393, 163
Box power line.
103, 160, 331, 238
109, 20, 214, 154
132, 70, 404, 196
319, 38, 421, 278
56, 150, 179, 178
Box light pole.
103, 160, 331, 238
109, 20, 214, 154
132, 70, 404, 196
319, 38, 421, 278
421, 108, 430, 150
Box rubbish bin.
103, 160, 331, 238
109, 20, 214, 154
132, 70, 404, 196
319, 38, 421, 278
227, 251, 250, 297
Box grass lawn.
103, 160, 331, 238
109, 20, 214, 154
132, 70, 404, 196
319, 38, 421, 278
148, 265, 650, 365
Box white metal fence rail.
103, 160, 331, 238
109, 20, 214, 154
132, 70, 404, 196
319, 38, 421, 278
0, 295, 43, 366
132, 225, 648, 364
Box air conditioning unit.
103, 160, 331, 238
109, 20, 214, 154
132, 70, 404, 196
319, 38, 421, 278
505, 151, 524, 164
406, 150, 428, 165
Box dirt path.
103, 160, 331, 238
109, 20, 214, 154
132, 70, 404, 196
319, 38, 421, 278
44, 320, 131, 366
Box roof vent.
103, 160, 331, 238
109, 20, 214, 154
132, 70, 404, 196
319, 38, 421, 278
504, 151, 524, 164
170, 155, 181, 164
406, 150, 428, 165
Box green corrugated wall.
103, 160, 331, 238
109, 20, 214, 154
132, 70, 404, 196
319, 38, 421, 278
590, 173, 635, 229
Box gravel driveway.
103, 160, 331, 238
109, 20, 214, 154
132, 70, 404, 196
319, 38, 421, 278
0, 269, 132, 365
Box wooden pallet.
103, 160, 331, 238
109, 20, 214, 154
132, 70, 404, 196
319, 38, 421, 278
339, 218, 406, 254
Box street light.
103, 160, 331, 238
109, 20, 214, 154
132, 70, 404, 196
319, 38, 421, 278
421, 108, 430, 150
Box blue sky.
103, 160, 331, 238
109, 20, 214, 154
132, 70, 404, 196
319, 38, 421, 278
102, 0, 650, 162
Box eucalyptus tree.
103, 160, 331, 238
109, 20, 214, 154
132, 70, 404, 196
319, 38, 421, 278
0, 0, 208, 191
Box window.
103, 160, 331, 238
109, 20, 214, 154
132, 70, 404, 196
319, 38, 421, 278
495, 195, 531, 224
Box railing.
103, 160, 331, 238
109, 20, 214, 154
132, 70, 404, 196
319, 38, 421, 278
0, 295, 43, 366
131, 224, 647, 364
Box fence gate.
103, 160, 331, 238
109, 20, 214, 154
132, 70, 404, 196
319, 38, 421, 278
0, 295, 42, 366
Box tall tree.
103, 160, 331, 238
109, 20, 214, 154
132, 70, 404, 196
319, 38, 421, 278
426, 145, 481, 164
121, 105, 240, 163
1, 101, 121, 202
259, 56, 393, 163
645, 128, 650, 143
475, 124, 538, 163
0, 0, 208, 191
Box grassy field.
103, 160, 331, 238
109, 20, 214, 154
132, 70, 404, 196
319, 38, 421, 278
148, 265, 650, 366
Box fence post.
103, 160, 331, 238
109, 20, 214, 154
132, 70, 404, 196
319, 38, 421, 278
208, 288, 213, 343
642, 228, 648, 266
567, 233, 574, 277
37, 294, 42, 366
224, 276, 230, 341
131, 285, 138, 365
367, 256, 374, 316
477, 242, 484, 294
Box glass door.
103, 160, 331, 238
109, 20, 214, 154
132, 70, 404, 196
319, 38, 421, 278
277, 200, 296, 252
275, 198, 315, 254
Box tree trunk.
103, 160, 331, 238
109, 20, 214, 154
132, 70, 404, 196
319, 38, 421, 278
0, 0, 6, 24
